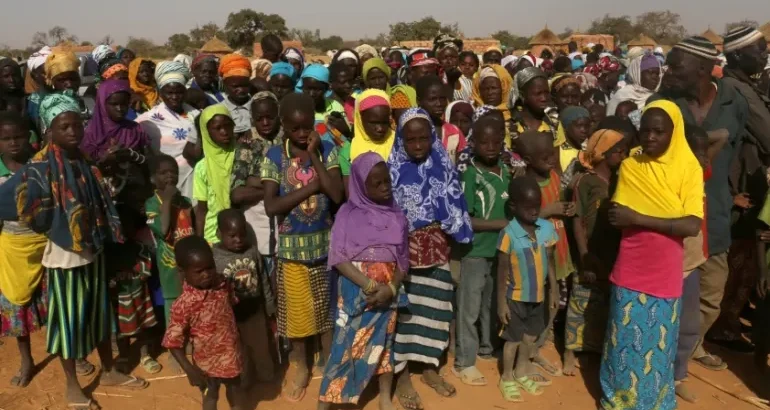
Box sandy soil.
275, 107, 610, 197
0, 333, 766, 410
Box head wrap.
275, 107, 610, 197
128, 59, 159, 108
516, 55, 537, 69
295, 64, 329, 92
328, 152, 409, 272
597, 56, 620, 75
200, 104, 235, 211
607, 52, 661, 114
612, 100, 704, 219
560, 106, 590, 129
269, 62, 296, 79
362, 58, 392, 94
155, 61, 191, 89
27, 46, 53, 71
283, 47, 305, 77
387, 108, 473, 243
337, 50, 359, 62
192, 54, 217, 70
432, 34, 463, 54
355, 44, 379, 59
571, 58, 585, 71
472, 64, 513, 120
218, 54, 251, 79
673, 36, 720, 60
251, 58, 272, 79
501, 55, 518, 68
445, 100, 474, 123
102, 62, 128, 80
513, 66, 546, 97
408, 49, 438, 67
91, 45, 115, 65
540, 59, 554, 72
116, 48, 133, 59
351, 89, 396, 163
44, 51, 80, 85
639, 54, 659, 71
82, 79, 148, 160
552, 75, 581, 93
723, 26, 766, 53
485, 46, 503, 55
578, 129, 625, 169
573, 72, 599, 93
173, 54, 193, 69
39, 93, 81, 129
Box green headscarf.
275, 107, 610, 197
200, 104, 235, 211
39, 92, 80, 129
362, 58, 392, 95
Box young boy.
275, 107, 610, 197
497, 176, 558, 402
162, 236, 243, 410
519, 131, 575, 379
213, 209, 276, 386
454, 116, 510, 385
145, 154, 194, 372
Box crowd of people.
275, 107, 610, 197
0, 24, 769, 410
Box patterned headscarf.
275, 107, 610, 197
39, 92, 81, 129
91, 45, 115, 65
155, 61, 191, 89
387, 107, 473, 242
44, 51, 80, 85
355, 44, 379, 59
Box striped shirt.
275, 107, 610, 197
539, 169, 574, 280
497, 218, 558, 303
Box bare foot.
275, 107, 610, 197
283, 366, 310, 402
379, 393, 397, 410
395, 375, 424, 410
10, 359, 35, 387
533, 354, 562, 376
675, 382, 697, 403
420, 369, 456, 397
66, 384, 98, 409
563, 350, 578, 376
167, 355, 185, 375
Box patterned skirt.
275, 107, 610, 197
394, 266, 454, 372
319, 262, 406, 404
565, 280, 609, 353
599, 285, 680, 410
0, 275, 47, 338
46, 254, 112, 360
114, 280, 157, 338
276, 259, 332, 338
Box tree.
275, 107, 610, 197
100, 35, 114, 45
725, 19, 759, 33
558, 27, 574, 39
588, 14, 637, 44
126, 37, 159, 57
80, 41, 93, 47
260, 13, 289, 38
289, 28, 320, 46
31, 32, 49, 48
189, 23, 225, 48
166, 33, 193, 54
389, 17, 461, 42
48, 26, 77, 44
358, 33, 391, 48
491, 30, 530, 51
635, 11, 686, 45
224, 9, 289, 51
314, 36, 344, 52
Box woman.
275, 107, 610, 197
551, 75, 583, 112
510, 67, 557, 145
117, 48, 136, 68
137, 61, 201, 198
128, 59, 158, 112
472, 64, 513, 125
457, 51, 479, 102
190, 55, 224, 105
445, 100, 474, 137
363, 58, 392, 94
318, 152, 408, 410
0, 94, 148, 410
482, 47, 503, 65
601, 100, 703, 410
268, 62, 297, 101
283, 47, 305, 76
606, 53, 661, 116
331, 49, 361, 83
0, 58, 24, 98
389, 108, 473, 409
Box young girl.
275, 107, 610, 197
261, 93, 343, 402
445, 100, 474, 138
563, 129, 627, 376
601, 100, 703, 410
472, 64, 513, 126
556, 106, 591, 189
193, 105, 236, 244
0, 112, 47, 388
388, 108, 473, 409
0, 94, 147, 409
416, 75, 466, 163
319, 152, 409, 410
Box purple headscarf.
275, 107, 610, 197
327, 152, 409, 273
640, 54, 659, 71
81, 79, 148, 160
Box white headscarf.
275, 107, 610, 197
501, 55, 517, 68
91, 45, 114, 65
27, 46, 52, 71
606, 53, 661, 115
173, 54, 192, 70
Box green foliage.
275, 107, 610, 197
166, 33, 193, 54
588, 14, 638, 44
491, 30, 530, 51
189, 23, 225, 48
224, 9, 289, 52
389, 17, 462, 42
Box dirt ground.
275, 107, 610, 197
0, 332, 766, 410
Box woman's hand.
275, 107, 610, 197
609, 204, 639, 229
734, 193, 752, 209
365, 284, 393, 307
542, 202, 576, 218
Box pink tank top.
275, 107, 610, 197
610, 228, 684, 299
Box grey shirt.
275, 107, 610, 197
213, 245, 275, 321
220, 98, 252, 134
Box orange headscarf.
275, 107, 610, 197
219, 54, 251, 79
578, 129, 625, 169
128, 59, 158, 109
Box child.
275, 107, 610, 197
0, 111, 46, 388
260, 93, 343, 402
416, 75, 466, 163
497, 175, 558, 402
145, 154, 194, 372
614, 100, 637, 122
186, 88, 211, 111
454, 116, 510, 386
556, 106, 591, 190
213, 209, 276, 386
162, 235, 243, 410
563, 129, 628, 376
108, 204, 160, 374
519, 130, 575, 380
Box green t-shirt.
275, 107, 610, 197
460, 158, 511, 258
193, 162, 221, 244
339, 142, 352, 176
145, 193, 194, 300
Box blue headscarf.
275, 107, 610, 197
295, 64, 330, 93
571, 58, 585, 71
387, 108, 473, 243
270, 62, 296, 79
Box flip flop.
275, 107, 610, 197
397, 388, 424, 410
100, 374, 148, 390
498, 379, 523, 402
515, 376, 544, 396
282, 381, 307, 403
140, 356, 162, 375
693, 354, 728, 371
67, 399, 100, 410
451, 366, 487, 386
75, 360, 96, 377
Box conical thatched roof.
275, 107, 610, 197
529, 25, 562, 46
701, 28, 723, 46
760, 22, 770, 41
200, 37, 232, 54
627, 34, 657, 47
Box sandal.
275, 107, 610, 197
527, 372, 552, 386
515, 376, 544, 396
451, 366, 487, 386
67, 399, 100, 409
140, 356, 162, 375
420, 373, 457, 397
498, 379, 523, 402
396, 387, 424, 410
282, 381, 306, 403
693, 354, 728, 371
75, 360, 96, 377
100, 374, 149, 390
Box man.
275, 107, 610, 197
657, 36, 749, 381
218, 54, 253, 141
720, 26, 770, 372
191, 55, 225, 106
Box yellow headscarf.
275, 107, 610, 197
200, 104, 235, 211
44, 51, 80, 85
612, 100, 703, 219
128, 58, 159, 109
472, 64, 512, 121
362, 58, 392, 95
350, 89, 396, 162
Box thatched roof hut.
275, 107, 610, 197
701, 28, 724, 51
760, 22, 770, 42
199, 37, 232, 56
529, 25, 563, 57
627, 34, 657, 50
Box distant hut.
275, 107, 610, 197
701, 28, 724, 52
563, 33, 615, 53
529, 25, 563, 57
760, 22, 770, 42
627, 34, 658, 51
199, 37, 233, 57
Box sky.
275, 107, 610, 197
1, 0, 768, 49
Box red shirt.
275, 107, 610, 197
162, 281, 242, 378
